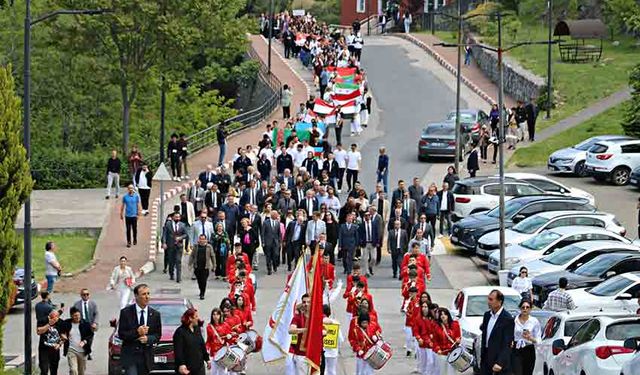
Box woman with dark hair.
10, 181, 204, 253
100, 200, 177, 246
108, 256, 136, 309
237, 217, 260, 265
513, 299, 541, 375
323, 211, 339, 263
205, 308, 233, 375
173, 308, 210, 375
413, 302, 436, 375
512, 266, 533, 302
220, 299, 244, 336
233, 294, 254, 330
211, 222, 231, 280
434, 307, 461, 375
443, 165, 459, 188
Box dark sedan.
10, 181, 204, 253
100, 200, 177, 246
450, 195, 594, 251
630, 165, 640, 188
108, 298, 193, 375
418, 121, 457, 161
531, 253, 640, 307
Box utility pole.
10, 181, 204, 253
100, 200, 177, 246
367, 0, 371, 36
268, 0, 273, 74
497, 12, 506, 271
454, 0, 463, 173
546, 0, 553, 119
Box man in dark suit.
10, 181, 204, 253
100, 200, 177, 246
437, 182, 455, 236
338, 213, 359, 275
358, 212, 380, 277
276, 150, 294, 175
391, 179, 407, 205
277, 190, 297, 223
292, 182, 307, 207
368, 206, 385, 266
204, 184, 223, 218
310, 232, 335, 265
261, 211, 282, 275
278, 169, 295, 191
240, 179, 259, 207
118, 284, 162, 375
299, 190, 318, 217
198, 165, 216, 187
480, 290, 514, 375
161, 212, 190, 282
220, 195, 241, 239
387, 219, 409, 279
187, 180, 206, 214
408, 177, 424, 203
284, 214, 306, 271
411, 214, 435, 247
323, 152, 339, 188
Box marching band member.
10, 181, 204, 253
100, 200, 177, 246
402, 286, 420, 358
232, 294, 253, 330
288, 294, 310, 375
401, 243, 431, 281
220, 299, 244, 336
348, 298, 379, 338
401, 270, 425, 303
226, 243, 252, 278
412, 302, 436, 375
206, 308, 233, 375
322, 304, 343, 375
346, 281, 374, 323
230, 271, 256, 312
344, 264, 368, 296
349, 313, 382, 375
434, 307, 461, 375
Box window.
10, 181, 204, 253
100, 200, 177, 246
606, 321, 640, 340
483, 184, 501, 196
567, 320, 600, 348
452, 184, 473, 195
566, 202, 595, 212
589, 276, 634, 297
541, 202, 574, 212
524, 179, 564, 193
356, 0, 366, 13
572, 217, 605, 227
546, 218, 574, 229
543, 317, 559, 339
611, 259, 640, 275
564, 319, 591, 338
515, 184, 543, 196
621, 144, 640, 154
589, 144, 609, 153
567, 250, 606, 270
519, 203, 544, 216
625, 284, 640, 298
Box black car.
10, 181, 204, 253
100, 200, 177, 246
418, 121, 457, 161
12, 268, 38, 306
630, 165, 640, 188
450, 195, 595, 251
531, 252, 640, 307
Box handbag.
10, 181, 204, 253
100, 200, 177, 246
220, 242, 228, 257
243, 232, 251, 245
125, 277, 134, 288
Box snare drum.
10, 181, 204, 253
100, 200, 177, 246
363, 341, 392, 370
229, 346, 248, 372
238, 329, 259, 353
446, 346, 474, 373
213, 346, 246, 371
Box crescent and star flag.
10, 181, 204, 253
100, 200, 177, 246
331, 90, 361, 106
333, 82, 361, 95
261, 257, 307, 363
303, 248, 325, 373
313, 98, 335, 115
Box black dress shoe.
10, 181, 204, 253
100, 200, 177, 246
169, 276, 174, 280
191, 276, 196, 280
126, 243, 131, 248
267, 270, 272, 275
163, 269, 167, 274
133, 240, 137, 246
199, 295, 205, 300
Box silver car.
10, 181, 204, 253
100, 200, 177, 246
548, 135, 632, 176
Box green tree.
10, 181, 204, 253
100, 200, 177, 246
0, 65, 33, 367
623, 63, 640, 137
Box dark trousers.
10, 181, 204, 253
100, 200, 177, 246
284, 43, 292, 58
287, 241, 302, 270
480, 145, 488, 160
139, 188, 151, 210
492, 143, 498, 163
469, 169, 477, 178
353, 49, 362, 61
320, 84, 327, 99
264, 244, 280, 272
335, 125, 343, 145
439, 211, 452, 235
391, 249, 403, 277
243, 245, 256, 266
194, 268, 209, 297
376, 245, 382, 265
283, 106, 290, 119
214, 251, 226, 277
346, 169, 358, 191
513, 345, 535, 375
336, 168, 346, 190
125, 216, 138, 244
39, 347, 60, 375
170, 155, 181, 177
342, 247, 355, 274
527, 121, 536, 141
168, 248, 183, 281
426, 214, 437, 244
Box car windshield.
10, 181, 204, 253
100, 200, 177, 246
447, 112, 475, 123
512, 215, 550, 234
606, 321, 640, 340
588, 276, 635, 297
573, 254, 629, 277
150, 303, 187, 325
487, 200, 526, 218
520, 231, 562, 251
466, 295, 520, 317
541, 245, 585, 265
574, 138, 598, 151
423, 125, 454, 136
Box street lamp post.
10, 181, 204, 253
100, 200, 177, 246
22, 5, 110, 373
454, 0, 462, 173
268, 0, 274, 74
546, 0, 553, 119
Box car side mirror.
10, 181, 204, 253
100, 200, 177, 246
512, 214, 525, 223
552, 339, 566, 354
617, 293, 633, 300
624, 338, 639, 351
109, 318, 117, 328
605, 271, 617, 278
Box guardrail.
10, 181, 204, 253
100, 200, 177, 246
329, 14, 379, 33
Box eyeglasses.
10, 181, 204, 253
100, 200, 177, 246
520, 271, 528, 274
81, 293, 90, 296
521, 305, 531, 310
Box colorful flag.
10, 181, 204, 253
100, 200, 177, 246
335, 67, 356, 77
331, 90, 361, 106
261, 257, 308, 362
304, 249, 325, 373
335, 75, 355, 84
339, 100, 358, 115
333, 82, 361, 95
313, 98, 335, 115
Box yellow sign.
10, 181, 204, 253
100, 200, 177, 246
323, 323, 340, 349
291, 334, 298, 345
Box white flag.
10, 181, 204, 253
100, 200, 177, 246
261, 257, 308, 363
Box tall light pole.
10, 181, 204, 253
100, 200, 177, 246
454, 0, 463, 173
268, 0, 273, 74
546, 0, 553, 119
22, 5, 111, 373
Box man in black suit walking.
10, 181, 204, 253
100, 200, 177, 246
338, 213, 359, 275
118, 284, 162, 375
479, 289, 514, 375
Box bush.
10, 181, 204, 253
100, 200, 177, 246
31, 148, 108, 190
623, 63, 640, 138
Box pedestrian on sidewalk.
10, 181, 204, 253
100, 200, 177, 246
73, 288, 99, 331
489, 103, 500, 133
109, 256, 136, 309
44, 241, 62, 294
443, 166, 459, 189
437, 182, 455, 237
282, 84, 293, 119
467, 143, 480, 178
283, 28, 294, 59
376, 147, 389, 193
515, 101, 527, 142
168, 133, 182, 181
379, 13, 387, 34
478, 125, 490, 163
403, 11, 412, 33
188, 234, 215, 300
464, 45, 473, 65
178, 133, 190, 179
162, 212, 190, 282
319, 68, 329, 99
127, 145, 143, 180
60, 307, 94, 375
216, 121, 228, 167
133, 164, 152, 215
525, 98, 538, 142
345, 143, 362, 192
120, 184, 142, 248
106, 149, 121, 199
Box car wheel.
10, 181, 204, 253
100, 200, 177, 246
574, 161, 587, 177
418, 154, 427, 162
611, 167, 631, 186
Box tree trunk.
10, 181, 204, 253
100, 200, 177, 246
121, 81, 131, 156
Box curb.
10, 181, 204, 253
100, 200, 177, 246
394, 33, 496, 106
259, 35, 313, 97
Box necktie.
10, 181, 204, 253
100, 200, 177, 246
272, 220, 276, 230
404, 200, 409, 212
140, 309, 145, 326
396, 229, 400, 249
213, 193, 217, 208
421, 223, 425, 233
174, 222, 178, 233
83, 302, 89, 321
347, 224, 351, 231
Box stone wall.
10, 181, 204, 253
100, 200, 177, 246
468, 34, 546, 103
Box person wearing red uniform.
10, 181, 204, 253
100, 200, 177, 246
348, 313, 382, 375
232, 293, 253, 329
348, 299, 379, 337
226, 244, 251, 278
401, 263, 427, 288
401, 270, 426, 302
228, 271, 256, 312
402, 287, 420, 357
220, 299, 243, 336
412, 302, 438, 375
287, 294, 310, 375
343, 264, 369, 297
227, 260, 253, 285
434, 307, 461, 375
345, 281, 374, 323
206, 308, 233, 375
306, 249, 336, 290
401, 244, 431, 280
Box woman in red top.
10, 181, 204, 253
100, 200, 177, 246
220, 299, 243, 337
348, 298, 379, 339
412, 302, 436, 375
348, 313, 382, 375
206, 308, 232, 375
434, 307, 461, 375
233, 294, 253, 329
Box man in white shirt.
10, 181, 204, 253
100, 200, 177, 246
305, 212, 327, 246
333, 144, 348, 193
345, 143, 361, 192
480, 290, 515, 375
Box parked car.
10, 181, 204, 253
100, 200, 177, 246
446, 108, 490, 144
621, 337, 640, 375
502, 172, 595, 206
532, 253, 640, 307
450, 195, 595, 251
585, 138, 640, 185
417, 121, 457, 161
451, 176, 544, 220
536, 311, 633, 375
566, 272, 640, 313
487, 226, 630, 273
547, 135, 633, 176
629, 165, 640, 189
477, 211, 624, 259
550, 315, 640, 375
449, 286, 521, 353
12, 267, 38, 306
108, 297, 193, 375
508, 241, 640, 284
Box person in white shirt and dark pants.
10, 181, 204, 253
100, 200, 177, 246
513, 299, 541, 375
479, 290, 514, 375
345, 144, 361, 192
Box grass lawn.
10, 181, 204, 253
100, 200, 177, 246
508, 101, 627, 168
15, 232, 97, 281
427, 26, 637, 131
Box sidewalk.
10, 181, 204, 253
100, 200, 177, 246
54, 34, 309, 292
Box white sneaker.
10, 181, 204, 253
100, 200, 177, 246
184, 175, 190, 179
177, 177, 182, 182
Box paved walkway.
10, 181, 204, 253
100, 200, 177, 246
54, 34, 309, 292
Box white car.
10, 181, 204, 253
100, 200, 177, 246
507, 241, 640, 284
585, 138, 640, 186
503, 172, 595, 206
550, 315, 640, 375
536, 311, 633, 375
451, 176, 543, 220
487, 226, 630, 273
476, 211, 625, 259
450, 286, 521, 352
566, 272, 640, 313
548, 135, 633, 176
622, 339, 640, 375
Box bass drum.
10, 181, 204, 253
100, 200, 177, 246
447, 346, 474, 373
363, 341, 392, 370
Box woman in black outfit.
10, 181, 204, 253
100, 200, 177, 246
323, 211, 339, 264
173, 308, 210, 375
443, 165, 460, 187
238, 217, 260, 265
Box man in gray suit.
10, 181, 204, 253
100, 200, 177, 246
401, 191, 418, 226
73, 288, 99, 331
387, 219, 409, 279
191, 212, 214, 246
338, 213, 360, 275
408, 177, 424, 203
261, 211, 282, 275
188, 179, 206, 214
277, 190, 297, 223
305, 211, 327, 246
162, 212, 190, 282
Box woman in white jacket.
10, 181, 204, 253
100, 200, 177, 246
109, 256, 136, 309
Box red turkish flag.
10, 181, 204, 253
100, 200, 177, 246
304, 250, 324, 372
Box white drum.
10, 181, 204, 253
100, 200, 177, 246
446, 346, 473, 373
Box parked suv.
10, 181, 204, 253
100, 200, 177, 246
547, 135, 633, 176
503, 173, 595, 205
585, 138, 640, 185
451, 177, 544, 220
